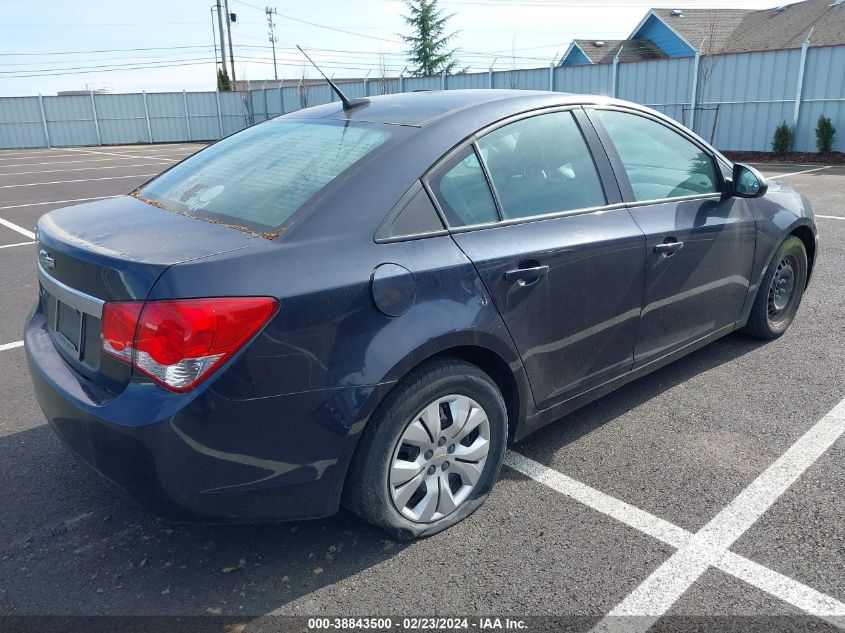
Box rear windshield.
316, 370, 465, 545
139, 118, 393, 234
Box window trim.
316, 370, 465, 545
422, 105, 621, 233
584, 105, 728, 207
373, 180, 449, 244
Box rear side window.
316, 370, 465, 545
595, 110, 718, 201
429, 147, 499, 227
477, 111, 606, 219
139, 119, 392, 233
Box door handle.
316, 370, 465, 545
654, 241, 684, 257
503, 265, 550, 284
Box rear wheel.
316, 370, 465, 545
343, 359, 507, 540
742, 236, 808, 339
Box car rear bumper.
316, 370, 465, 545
25, 306, 389, 522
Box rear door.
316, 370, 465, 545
427, 108, 645, 411
587, 107, 756, 365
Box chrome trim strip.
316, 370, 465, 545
38, 263, 104, 318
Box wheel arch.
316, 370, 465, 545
338, 334, 532, 482
789, 223, 816, 283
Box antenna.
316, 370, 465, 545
296, 45, 370, 111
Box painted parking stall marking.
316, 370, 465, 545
63, 147, 191, 163
0, 217, 35, 240
587, 396, 845, 631
0, 340, 24, 352
0, 163, 178, 177
766, 166, 833, 179
0, 173, 158, 190
506, 442, 845, 629
0, 195, 119, 212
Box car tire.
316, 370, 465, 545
342, 358, 508, 541
741, 236, 808, 340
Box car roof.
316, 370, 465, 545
283, 89, 624, 128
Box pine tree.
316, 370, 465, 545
401, 0, 459, 77
217, 68, 232, 92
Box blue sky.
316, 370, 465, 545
0, 0, 782, 96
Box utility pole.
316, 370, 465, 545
224, 0, 236, 83
214, 1, 228, 81
266, 6, 279, 81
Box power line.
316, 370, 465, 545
0, 45, 214, 57
2, 60, 216, 79
230, 0, 402, 44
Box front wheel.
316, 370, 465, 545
343, 359, 508, 541
742, 236, 808, 339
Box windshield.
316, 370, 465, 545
138, 118, 393, 234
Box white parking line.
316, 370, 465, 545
0, 173, 157, 189
0, 157, 176, 169
63, 147, 189, 163
0, 150, 85, 159
590, 396, 845, 631
505, 452, 845, 628
0, 217, 36, 240
0, 341, 24, 352
767, 166, 832, 179
817, 215, 845, 221
0, 163, 176, 177
0, 195, 119, 212
506, 397, 845, 629
0, 241, 35, 250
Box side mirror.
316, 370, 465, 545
730, 163, 768, 198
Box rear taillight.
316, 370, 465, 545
101, 297, 278, 392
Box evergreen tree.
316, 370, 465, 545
217, 68, 232, 92
401, 0, 459, 77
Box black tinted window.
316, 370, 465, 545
430, 147, 499, 227
477, 111, 605, 219
139, 119, 392, 232
596, 110, 718, 201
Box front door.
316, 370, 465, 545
588, 108, 756, 365
427, 109, 645, 410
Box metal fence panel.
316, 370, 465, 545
557, 63, 613, 97
219, 93, 248, 137
618, 57, 693, 123
95, 93, 149, 145
43, 95, 98, 147
146, 92, 190, 142
186, 91, 222, 140
1, 45, 843, 152
452, 72, 489, 89
0, 97, 45, 149
797, 46, 845, 152
699, 49, 801, 150
403, 76, 441, 91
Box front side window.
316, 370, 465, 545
476, 111, 606, 220
139, 119, 394, 233
595, 110, 719, 202
430, 147, 499, 227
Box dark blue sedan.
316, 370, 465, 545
25, 90, 817, 539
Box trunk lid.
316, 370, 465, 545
35, 195, 264, 395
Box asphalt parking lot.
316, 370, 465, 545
0, 144, 843, 631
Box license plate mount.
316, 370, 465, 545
54, 299, 84, 359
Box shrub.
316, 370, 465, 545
816, 115, 836, 153
772, 122, 793, 155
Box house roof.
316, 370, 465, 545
636, 0, 845, 55
571, 39, 669, 63
644, 8, 753, 54
722, 0, 845, 53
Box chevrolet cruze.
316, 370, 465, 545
25, 90, 817, 539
